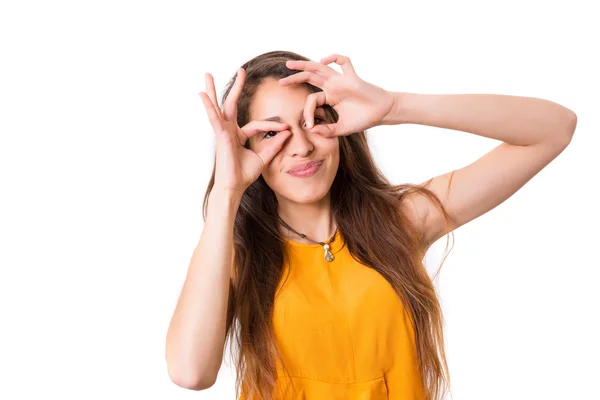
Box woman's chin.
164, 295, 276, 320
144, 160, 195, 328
277, 185, 330, 204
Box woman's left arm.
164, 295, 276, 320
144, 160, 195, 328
383, 92, 576, 146
386, 92, 578, 249
281, 54, 578, 249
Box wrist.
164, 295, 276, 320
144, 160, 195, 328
208, 189, 242, 213
381, 91, 409, 126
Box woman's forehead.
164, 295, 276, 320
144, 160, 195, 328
250, 79, 311, 120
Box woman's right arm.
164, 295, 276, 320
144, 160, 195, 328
165, 68, 291, 390
165, 189, 241, 390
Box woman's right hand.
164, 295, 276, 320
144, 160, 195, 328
199, 68, 291, 198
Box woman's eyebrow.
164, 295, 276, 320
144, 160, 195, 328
263, 116, 283, 122
261, 108, 324, 122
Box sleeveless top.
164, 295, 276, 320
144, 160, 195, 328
239, 230, 425, 399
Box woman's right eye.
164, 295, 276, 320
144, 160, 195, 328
263, 131, 277, 139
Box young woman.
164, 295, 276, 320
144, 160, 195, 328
165, 50, 577, 400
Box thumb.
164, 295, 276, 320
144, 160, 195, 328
309, 122, 337, 138
256, 130, 292, 166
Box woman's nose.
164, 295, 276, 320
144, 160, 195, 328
284, 126, 314, 156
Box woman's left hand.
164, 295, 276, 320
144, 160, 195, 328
279, 54, 396, 138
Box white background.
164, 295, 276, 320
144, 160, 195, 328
1, 0, 598, 399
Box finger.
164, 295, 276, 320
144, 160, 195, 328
224, 68, 246, 121
303, 92, 327, 129
241, 121, 290, 140
320, 54, 357, 77
285, 59, 334, 76
309, 122, 337, 138
279, 71, 325, 88
205, 73, 223, 119
256, 129, 292, 166
199, 91, 224, 136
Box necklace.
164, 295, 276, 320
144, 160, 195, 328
278, 216, 338, 262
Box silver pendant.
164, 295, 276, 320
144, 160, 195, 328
324, 244, 335, 262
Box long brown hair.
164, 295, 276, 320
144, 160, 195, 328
202, 50, 455, 400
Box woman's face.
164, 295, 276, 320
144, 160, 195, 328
248, 78, 340, 204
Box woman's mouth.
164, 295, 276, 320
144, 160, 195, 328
287, 160, 323, 178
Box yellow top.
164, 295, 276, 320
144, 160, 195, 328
240, 230, 425, 399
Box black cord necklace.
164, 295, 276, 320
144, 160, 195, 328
278, 216, 337, 262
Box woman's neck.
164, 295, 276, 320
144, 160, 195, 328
279, 220, 337, 244
276, 199, 336, 244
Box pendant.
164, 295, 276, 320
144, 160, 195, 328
323, 244, 335, 262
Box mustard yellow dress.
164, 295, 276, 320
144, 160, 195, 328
240, 230, 425, 399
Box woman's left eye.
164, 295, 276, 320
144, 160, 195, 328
307, 117, 324, 127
